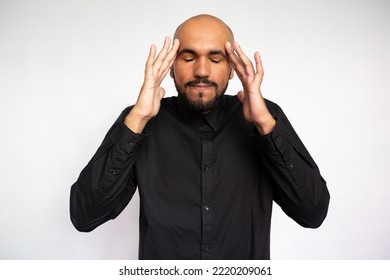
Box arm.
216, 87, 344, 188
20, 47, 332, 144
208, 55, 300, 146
255, 101, 330, 228
70, 110, 146, 232
70, 37, 180, 232
226, 41, 329, 227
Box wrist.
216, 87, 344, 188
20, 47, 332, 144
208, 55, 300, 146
124, 109, 150, 133
254, 115, 276, 136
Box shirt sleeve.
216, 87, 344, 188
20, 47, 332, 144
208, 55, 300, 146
252, 100, 330, 228
69, 107, 148, 232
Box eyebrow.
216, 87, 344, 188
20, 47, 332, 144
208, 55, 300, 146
209, 50, 227, 58
178, 48, 227, 58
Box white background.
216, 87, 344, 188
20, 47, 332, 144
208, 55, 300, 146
0, 0, 389, 259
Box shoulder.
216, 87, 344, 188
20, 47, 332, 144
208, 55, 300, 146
221, 95, 281, 111
221, 95, 282, 116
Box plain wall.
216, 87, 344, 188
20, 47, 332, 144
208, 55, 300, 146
0, 0, 389, 259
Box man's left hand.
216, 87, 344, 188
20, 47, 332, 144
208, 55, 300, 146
225, 41, 276, 135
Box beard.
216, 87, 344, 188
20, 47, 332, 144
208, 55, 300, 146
174, 77, 229, 114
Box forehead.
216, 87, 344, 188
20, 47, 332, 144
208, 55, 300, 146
175, 19, 232, 52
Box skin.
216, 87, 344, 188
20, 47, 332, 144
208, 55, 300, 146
125, 14, 276, 135
170, 15, 234, 113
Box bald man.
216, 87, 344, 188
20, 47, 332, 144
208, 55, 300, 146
70, 14, 330, 260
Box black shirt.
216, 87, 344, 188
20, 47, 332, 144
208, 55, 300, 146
70, 95, 330, 259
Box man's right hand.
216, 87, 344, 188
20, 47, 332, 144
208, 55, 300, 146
125, 37, 180, 133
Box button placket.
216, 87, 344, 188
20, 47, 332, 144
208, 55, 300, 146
199, 126, 214, 259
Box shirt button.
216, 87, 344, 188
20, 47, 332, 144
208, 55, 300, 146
203, 246, 210, 251
203, 165, 209, 171
111, 168, 119, 175
288, 163, 294, 169
204, 205, 210, 211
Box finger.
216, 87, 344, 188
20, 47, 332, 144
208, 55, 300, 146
225, 41, 246, 75
254, 52, 264, 75
232, 42, 255, 76
254, 51, 264, 84
153, 36, 172, 72
158, 38, 179, 77
145, 44, 157, 76
156, 39, 180, 84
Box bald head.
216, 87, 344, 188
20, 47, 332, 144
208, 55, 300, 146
170, 14, 235, 114
174, 14, 234, 43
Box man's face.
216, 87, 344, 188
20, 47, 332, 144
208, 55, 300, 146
171, 18, 234, 113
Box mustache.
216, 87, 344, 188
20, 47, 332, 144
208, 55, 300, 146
185, 78, 218, 88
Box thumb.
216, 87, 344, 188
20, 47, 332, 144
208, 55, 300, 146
158, 87, 166, 100
237, 90, 245, 103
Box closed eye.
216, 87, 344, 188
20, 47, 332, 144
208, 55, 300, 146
209, 54, 225, 64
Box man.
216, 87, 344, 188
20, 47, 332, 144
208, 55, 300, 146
70, 14, 330, 259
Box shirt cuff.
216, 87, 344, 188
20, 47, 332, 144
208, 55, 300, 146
251, 118, 291, 155
109, 121, 148, 155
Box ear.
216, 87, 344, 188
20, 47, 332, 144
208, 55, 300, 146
228, 67, 234, 80
170, 67, 174, 78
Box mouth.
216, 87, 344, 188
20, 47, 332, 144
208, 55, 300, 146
185, 78, 218, 90
187, 83, 215, 90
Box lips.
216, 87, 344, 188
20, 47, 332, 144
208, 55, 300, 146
188, 83, 214, 89
185, 79, 218, 90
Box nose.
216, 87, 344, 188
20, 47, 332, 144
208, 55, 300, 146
193, 57, 210, 78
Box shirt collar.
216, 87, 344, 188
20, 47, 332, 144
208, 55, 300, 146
170, 95, 241, 132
